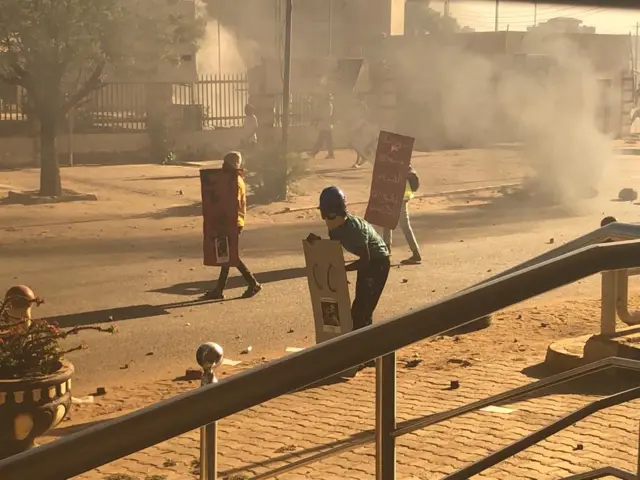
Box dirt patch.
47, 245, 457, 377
1, 189, 97, 205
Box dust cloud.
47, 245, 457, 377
195, 0, 256, 75
393, 34, 616, 206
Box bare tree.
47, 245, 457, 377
0, 0, 203, 196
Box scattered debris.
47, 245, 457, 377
185, 322, 191, 327
401, 278, 408, 283
548, 238, 555, 244
480, 405, 515, 414
103, 474, 138, 480
222, 358, 242, 367
108, 316, 114, 321
184, 368, 203, 381
619, 188, 638, 202
120, 363, 129, 370
405, 358, 422, 369
71, 396, 95, 405
287, 328, 295, 334
146, 352, 154, 356
574, 443, 584, 451
190, 459, 201, 476
177, 190, 184, 195
448, 380, 460, 390
275, 444, 298, 453
447, 358, 472, 368
540, 322, 548, 328
162, 458, 177, 468
95, 387, 107, 396
241, 346, 252, 355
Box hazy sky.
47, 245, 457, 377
430, 1, 640, 34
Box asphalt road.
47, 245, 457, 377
2, 189, 638, 394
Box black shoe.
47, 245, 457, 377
242, 283, 262, 298
400, 254, 422, 265
203, 289, 224, 300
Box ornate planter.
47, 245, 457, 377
0, 360, 74, 460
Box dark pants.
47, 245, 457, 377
351, 256, 391, 330
312, 130, 334, 156
214, 229, 257, 292
216, 260, 256, 291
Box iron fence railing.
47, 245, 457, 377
173, 73, 249, 129
0, 74, 253, 134
4, 234, 640, 479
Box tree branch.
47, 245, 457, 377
62, 61, 105, 114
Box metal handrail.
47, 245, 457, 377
474, 222, 640, 287
243, 357, 640, 480
444, 385, 640, 479
561, 467, 638, 480
4, 239, 640, 479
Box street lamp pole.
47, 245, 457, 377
280, 0, 293, 200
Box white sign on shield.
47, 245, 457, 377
302, 239, 353, 345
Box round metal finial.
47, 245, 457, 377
196, 342, 224, 371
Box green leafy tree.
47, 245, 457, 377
0, 0, 203, 196
405, 0, 475, 35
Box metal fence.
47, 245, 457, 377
0, 73, 318, 135
173, 73, 249, 129
0, 74, 251, 135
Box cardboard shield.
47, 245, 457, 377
200, 168, 240, 267
302, 239, 358, 378
364, 131, 415, 230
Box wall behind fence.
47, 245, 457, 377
0, 126, 351, 169
0, 74, 316, 137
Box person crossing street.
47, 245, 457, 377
383, 164, 422, 265
205, 152, 262, 300
306, 186, 390, 331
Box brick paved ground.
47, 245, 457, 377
65, 353, 640, 480
36, 298, 639, 480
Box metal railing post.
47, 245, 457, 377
601, 270, 618, 335
375, 352, 397, 480
196, 342, 224, 480
636, 420, 640, 479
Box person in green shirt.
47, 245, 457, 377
306, 186, 390, 331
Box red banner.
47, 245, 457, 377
200, 168, 240, 267
364, 131, 415, 230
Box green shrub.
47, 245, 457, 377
243, 148, 309, 204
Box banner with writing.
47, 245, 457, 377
200, 168, 240, 267
364, 131, 415, 230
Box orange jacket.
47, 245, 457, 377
238, 175, 246, 227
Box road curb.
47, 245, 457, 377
274, 182, 521, 215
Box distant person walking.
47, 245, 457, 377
205, 152, 262, 300
241, 104, 258, 153
383, 164, 422, 265
310, 93, 335, 160
350, 100, 377, 168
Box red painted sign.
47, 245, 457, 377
364, 131, 415, 230
200, 168, 240, 267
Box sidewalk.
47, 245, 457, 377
52, 298, 640, 480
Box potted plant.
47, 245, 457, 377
0, 285, 116, 459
